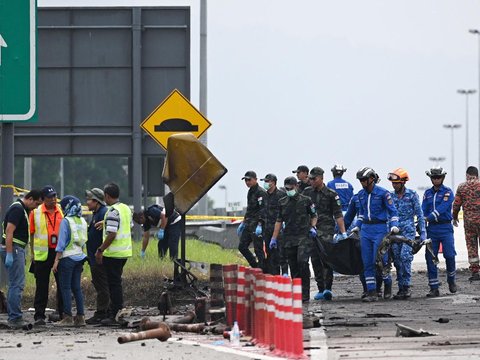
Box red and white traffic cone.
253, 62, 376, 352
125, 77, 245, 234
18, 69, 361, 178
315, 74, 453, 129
236, 265, 246, 330
291, 278, 305, 358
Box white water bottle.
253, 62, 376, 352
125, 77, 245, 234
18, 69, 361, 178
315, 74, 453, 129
231, 321, 241, 346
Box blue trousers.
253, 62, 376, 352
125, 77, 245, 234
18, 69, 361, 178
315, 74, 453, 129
360, 223, 391, 291
426, 224, 456, 289
392, 240, 414, 288
0, 245, 26, 322
58, 257, 85, 316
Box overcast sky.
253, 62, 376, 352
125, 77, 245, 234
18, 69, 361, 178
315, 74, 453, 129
41, 0, 480, 209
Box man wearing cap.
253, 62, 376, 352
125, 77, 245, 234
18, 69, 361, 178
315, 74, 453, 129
29, 185, 65, 325
1, 189, 43, 328
261, 173, 286, 275
270, 176, 317, 302
293, 165, 310, 193
238, 171, 267, 270
304, 167, 348, 301
132, 203, 182, 260
84, 188, 109, 324
95, 182, 133, 325
327, 165, 354, 213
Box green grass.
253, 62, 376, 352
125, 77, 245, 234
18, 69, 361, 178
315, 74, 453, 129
21, 238, 248, 308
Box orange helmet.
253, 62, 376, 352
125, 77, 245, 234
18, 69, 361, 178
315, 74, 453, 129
387, 168, 409, 182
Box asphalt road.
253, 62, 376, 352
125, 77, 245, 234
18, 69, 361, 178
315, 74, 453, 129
0, 222, 478, 359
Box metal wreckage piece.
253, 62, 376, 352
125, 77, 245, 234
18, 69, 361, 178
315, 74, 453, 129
376, 234, 439, 276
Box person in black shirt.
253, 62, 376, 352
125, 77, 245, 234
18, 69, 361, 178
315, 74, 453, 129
1, 190, 42, 328
133, 204, 182, 260
237, 171, 267, 270
84, 188, 109, 324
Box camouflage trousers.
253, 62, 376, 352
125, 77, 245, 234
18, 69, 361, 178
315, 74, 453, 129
285, 239, 312, 301
464, 221, 480, 273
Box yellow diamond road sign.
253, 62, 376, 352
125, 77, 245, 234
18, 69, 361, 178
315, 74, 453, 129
141, 89, 212, 150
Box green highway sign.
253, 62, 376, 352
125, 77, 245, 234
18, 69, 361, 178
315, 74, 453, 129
0, 0, 36, 122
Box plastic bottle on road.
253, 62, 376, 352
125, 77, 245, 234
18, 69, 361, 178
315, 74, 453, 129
230, 321, 240, 346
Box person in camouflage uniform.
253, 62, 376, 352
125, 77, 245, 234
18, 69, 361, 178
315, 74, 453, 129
237, 171, 267, 270
270, 176, 317, 302
303, 167, 347, 301
387, 168, 426, 299
292, 165, 310, 193
260, 173, 286, 275
453, 166, 480, 281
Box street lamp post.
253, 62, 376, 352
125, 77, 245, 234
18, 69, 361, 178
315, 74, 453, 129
443, 124, 462, 189
469, 29, 480, 168
457, 89, 477, 168
218, 185, 227, 215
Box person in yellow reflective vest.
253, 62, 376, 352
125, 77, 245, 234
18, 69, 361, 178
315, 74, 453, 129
52, 195, 88, 327
95, 182, 132, 325
29, 185, 64, 326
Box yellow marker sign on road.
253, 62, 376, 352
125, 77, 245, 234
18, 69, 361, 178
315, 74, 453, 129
141, 89, 212, 150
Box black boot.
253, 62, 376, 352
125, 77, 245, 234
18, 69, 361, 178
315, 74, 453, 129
383, 283, 392, 300
362, 290, 378, 303
376, 282, 382, 298
403, 286, 411, 299
426, 288, 440, 297
448, 281, 457, 294
393, 286, 405, 300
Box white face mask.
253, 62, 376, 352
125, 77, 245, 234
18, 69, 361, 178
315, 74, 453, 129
286, 189, 296, 197
263, 182, 271, 191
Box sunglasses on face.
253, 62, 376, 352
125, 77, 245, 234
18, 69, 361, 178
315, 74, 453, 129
359, 177, 369, 182
284, 186, 295, 191
431, 176, 442, 180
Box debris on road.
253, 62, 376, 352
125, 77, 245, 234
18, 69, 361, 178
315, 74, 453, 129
395, 323, 438, 337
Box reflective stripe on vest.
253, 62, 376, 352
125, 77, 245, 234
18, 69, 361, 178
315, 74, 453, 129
33, 204, 63, 261
62, 217, 87, 258
2, 201, 29, 248
103, 203, 132, 258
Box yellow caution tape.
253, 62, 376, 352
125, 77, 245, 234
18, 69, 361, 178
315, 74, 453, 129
0, 184, 30, 196
186, 215, 243, 221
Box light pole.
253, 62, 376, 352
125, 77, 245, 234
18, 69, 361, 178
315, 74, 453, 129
443, 124, 462, 189
218, 185, 227, 215
469, 29, 480, 168
457, 89, 477, 168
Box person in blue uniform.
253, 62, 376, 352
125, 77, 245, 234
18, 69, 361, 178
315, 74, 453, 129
387, 168, 426, 300
327, 164, 354, 213
352, 167, 399, 302
422, 166, 457, 297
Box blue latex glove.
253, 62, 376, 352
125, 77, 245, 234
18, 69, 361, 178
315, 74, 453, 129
334, 232, 348, 242
140, 250, 146, 259
309, 227, 317, 239
237, 222, 245, 237
420, 232, 427, 241
255, 224, 263, 236
157, 228, 165, 240
4, 252, 13, 268
269, 238, 277, 249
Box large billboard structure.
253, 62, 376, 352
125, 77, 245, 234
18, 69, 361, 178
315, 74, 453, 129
15, 6, 190, 202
